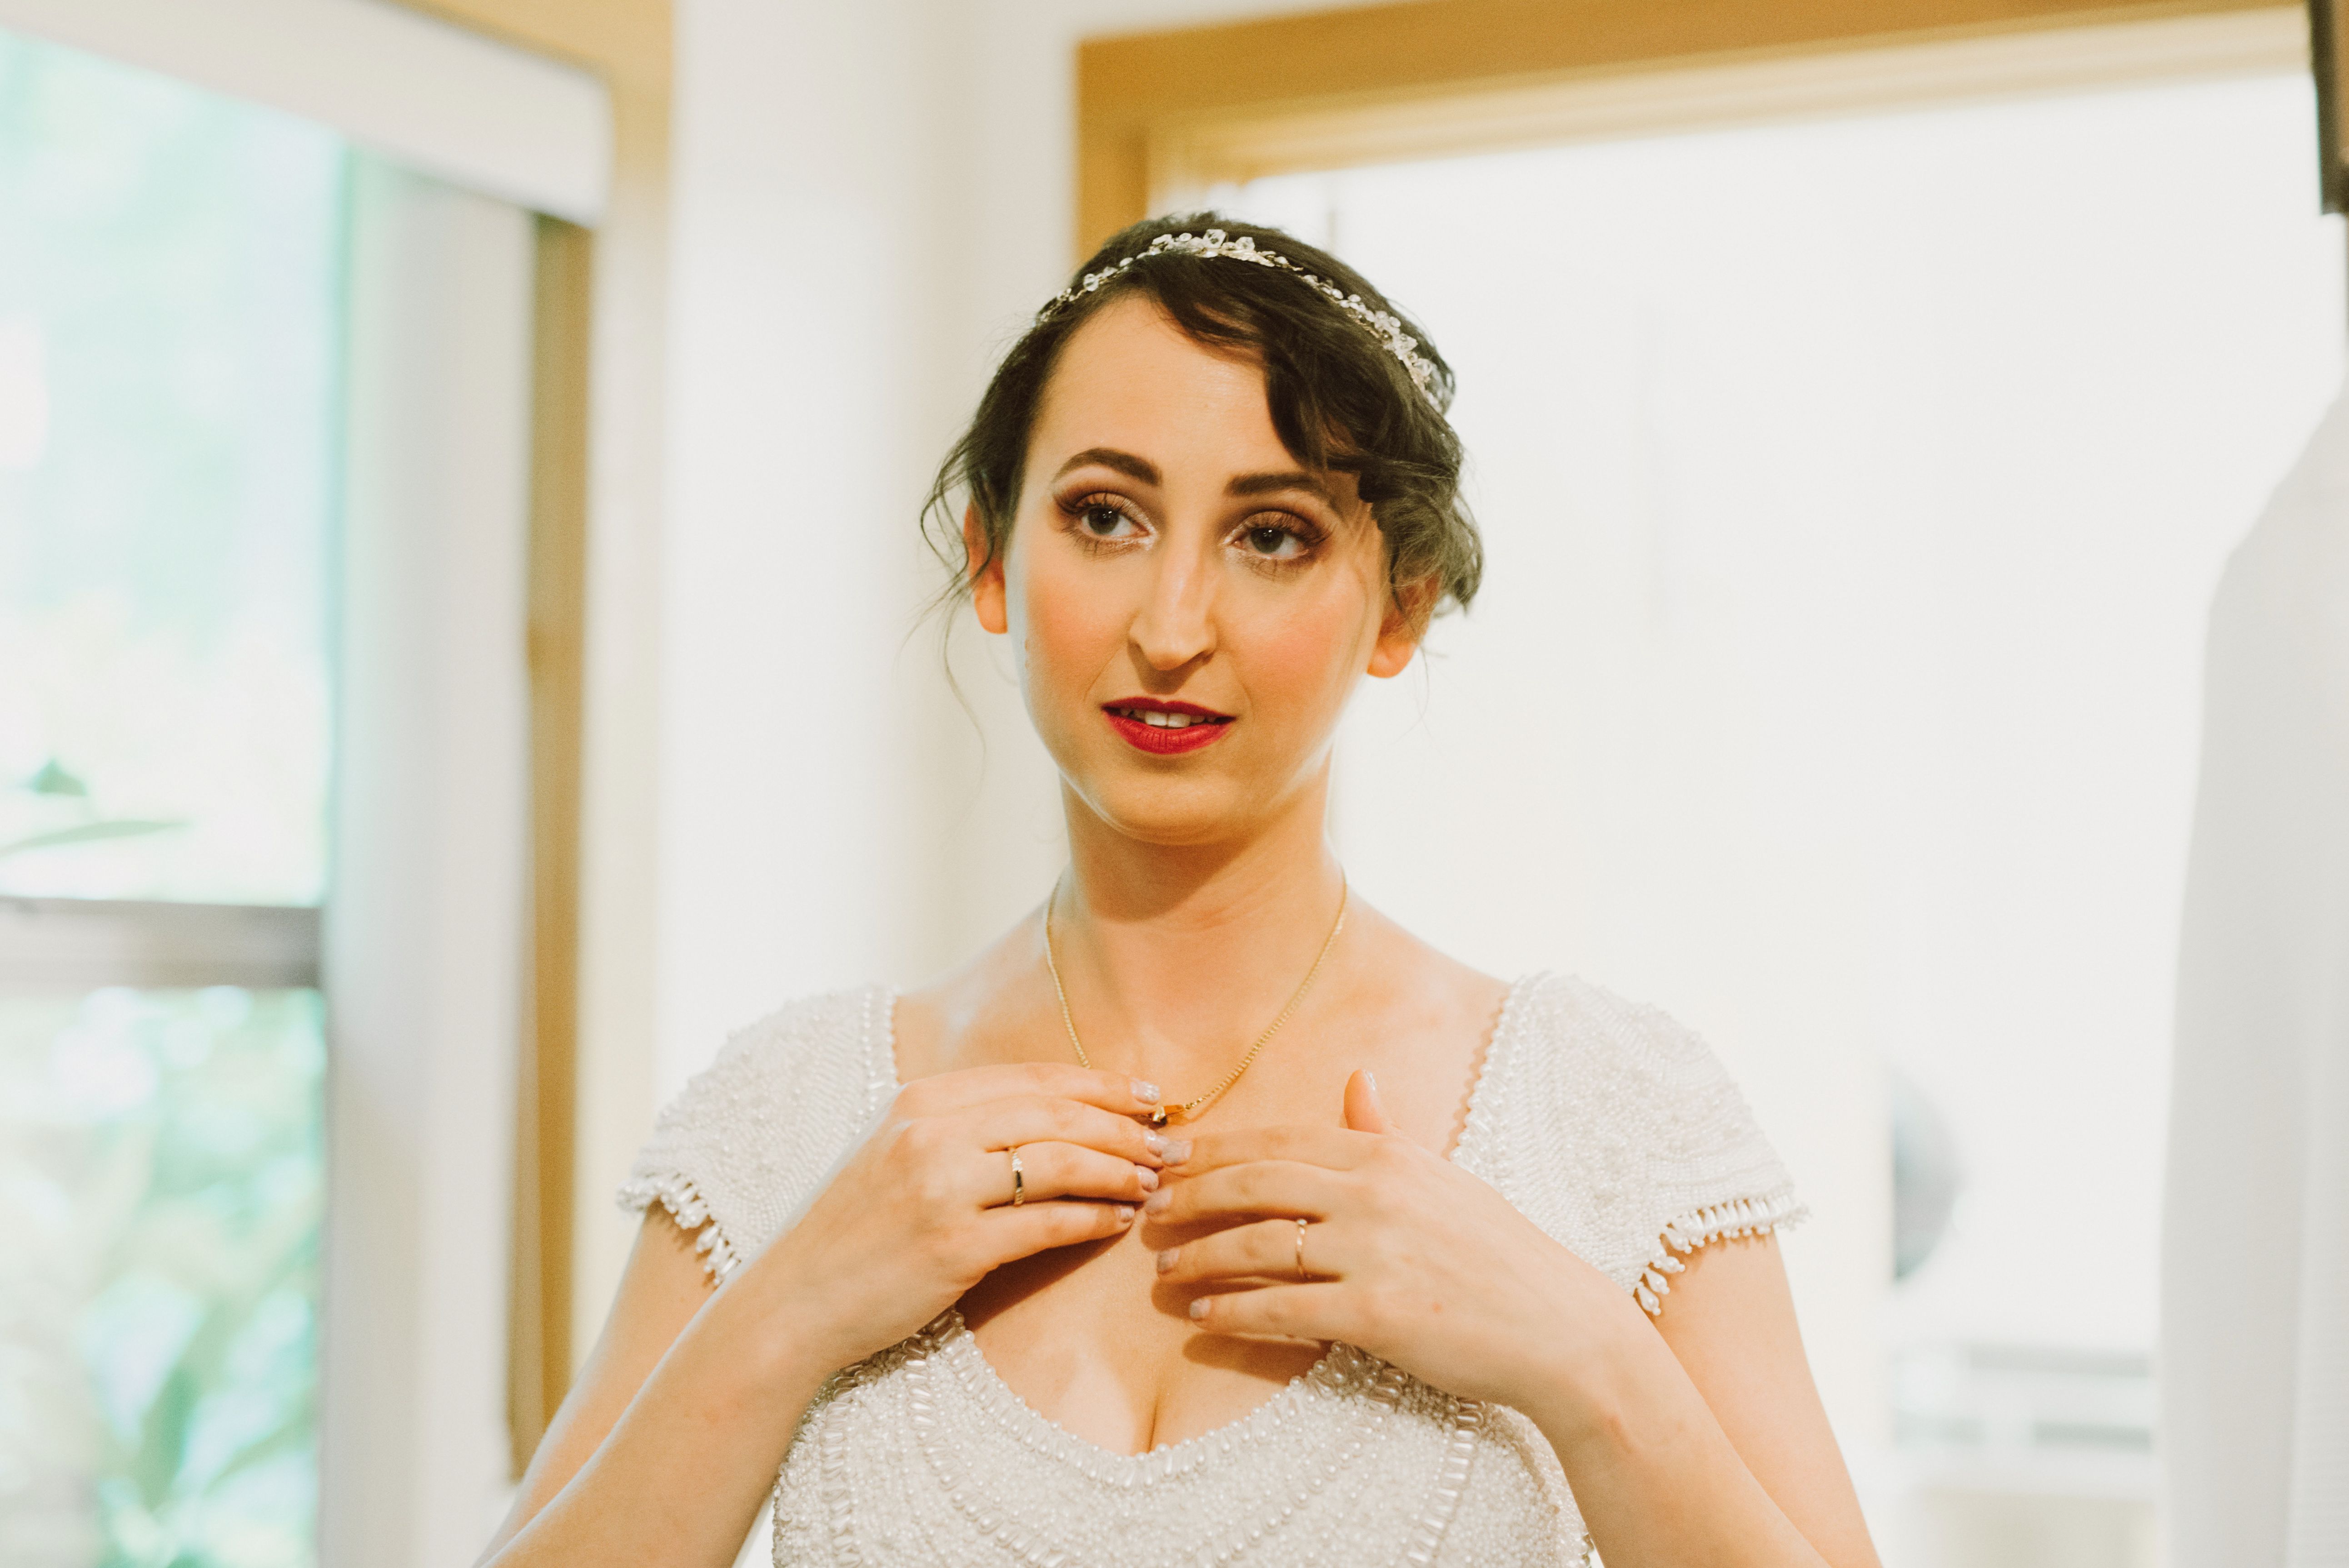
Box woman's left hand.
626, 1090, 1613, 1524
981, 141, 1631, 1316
1145, 1070, 1653, 1417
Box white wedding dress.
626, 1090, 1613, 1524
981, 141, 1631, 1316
620, 971, 1801, 1567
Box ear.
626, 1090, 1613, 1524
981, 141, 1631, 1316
1367, 575, 1437, 679
964, 503, 1008, 635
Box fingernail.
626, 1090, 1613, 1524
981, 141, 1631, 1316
1143, 1187, 1170, 1215
1135, 1164, 1159, 1192
1363, 1069, 1379, 1093
1133, 1079, 1162, 1105
1187, 1298, 1210, 1321
1143, 1130, 1168, 1159
1162, 1138, 1192, 1164
1156, 1247, 1179, 1274
1114, 1205, 1136, 1225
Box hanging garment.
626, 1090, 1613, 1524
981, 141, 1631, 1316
2164, 384, 2349, 1566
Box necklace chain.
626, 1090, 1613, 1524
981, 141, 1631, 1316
1042, 876, 1350, 1128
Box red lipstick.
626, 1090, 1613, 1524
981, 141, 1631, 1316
1101, 697, 1234, 755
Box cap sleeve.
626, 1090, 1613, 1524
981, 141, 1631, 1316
1461, 973, 1806, 1316
616, 985, 896, 1281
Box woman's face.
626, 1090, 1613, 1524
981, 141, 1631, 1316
969, 294, 1422, 846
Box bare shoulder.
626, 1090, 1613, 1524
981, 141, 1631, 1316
1343, 903, 1512, 1058
1336, 903, 1511, 1150
1346, 901, 1511, 1020
891, 910, 1051, 1081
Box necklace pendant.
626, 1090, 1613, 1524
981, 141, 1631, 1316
1149, 1105, 1171, 1129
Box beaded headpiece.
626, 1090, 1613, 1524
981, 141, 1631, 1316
1035, 228, 1442, 409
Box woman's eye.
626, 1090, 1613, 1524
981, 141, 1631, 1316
1077, 502, 1134, 538
1242, 523, 1306, 560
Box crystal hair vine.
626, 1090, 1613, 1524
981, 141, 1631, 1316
1035, 229, 1443, 408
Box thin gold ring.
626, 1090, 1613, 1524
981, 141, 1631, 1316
1009, 1147, 1025, 1207
1294, 1217, 1310, 1281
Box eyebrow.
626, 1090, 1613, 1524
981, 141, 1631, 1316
1053, 447, 1159, 486
1052, 448, 1340, 509
1226, 469, 1340, 508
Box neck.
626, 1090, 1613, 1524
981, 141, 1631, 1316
1048, 772, 1348, 1075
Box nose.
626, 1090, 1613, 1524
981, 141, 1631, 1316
1129, 545, 1216, 673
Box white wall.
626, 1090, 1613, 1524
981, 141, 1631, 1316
656, 0, 955, 1095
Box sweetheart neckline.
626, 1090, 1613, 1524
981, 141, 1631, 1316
874, 971, 1539, 1465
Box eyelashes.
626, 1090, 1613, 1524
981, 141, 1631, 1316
1065, 493, 1142, 546
1054, 490, 1327, 573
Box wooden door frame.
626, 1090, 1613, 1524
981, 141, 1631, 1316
1077, 0, 2301, 257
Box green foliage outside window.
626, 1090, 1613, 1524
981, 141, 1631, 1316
0, 989, 325, 1568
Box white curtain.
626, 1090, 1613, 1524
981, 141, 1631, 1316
319, 156, 534, 1568
2163, 383, 2349, 1566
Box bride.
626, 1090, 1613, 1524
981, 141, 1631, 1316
480, 217, 1880, 1567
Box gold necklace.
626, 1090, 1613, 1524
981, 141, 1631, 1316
1042, 875, 1349, 1128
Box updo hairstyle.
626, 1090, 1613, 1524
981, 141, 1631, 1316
922, 214, 1482, 622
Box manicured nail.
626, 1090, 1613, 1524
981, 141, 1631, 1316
1143, 1187, 1171, 1215
1143, 1130, 1168, 1159
1133, 1079, 1162, 1105
1114, 1205, 1136, 1225
1363, 1069, 1378, 1094
1156, 1247, 1179, 1274
1187, 1298, 1210, 1320
1135, 1164, 1159, 1192
1162, 1138, 1192, 1164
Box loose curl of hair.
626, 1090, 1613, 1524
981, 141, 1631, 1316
922, 214, 1481, 624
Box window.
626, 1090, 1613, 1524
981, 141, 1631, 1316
1219, 65, 2343, 1560
0, 32, 341, 1565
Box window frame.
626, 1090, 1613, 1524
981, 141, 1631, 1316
1075, 0, 2302, 258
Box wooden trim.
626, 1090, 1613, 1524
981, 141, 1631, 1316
2316, 0, 2346, 210
509, 214, 592, 1478
1078, 0, 2296, 254
1148, 8, 2305, 203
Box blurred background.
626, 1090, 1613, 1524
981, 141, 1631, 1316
1, 2, 2342, 1566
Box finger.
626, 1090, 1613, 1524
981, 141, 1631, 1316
978, 1140, 1157, 1208
1170, 1122, 1376, 1176
969, 1095, 1171, 1165
1343, 1068, 1394, 1135
898, 1062, 1163, 1120
983, 1197, 1138, 1261
1145, 1160, 1346, 1227
1156, 1216, 1347, 1285
1186, 1282, 1354, 1341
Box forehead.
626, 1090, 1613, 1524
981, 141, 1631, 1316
1027, 293, 1299, 483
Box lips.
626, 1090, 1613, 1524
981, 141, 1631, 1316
1102, 699, 1234, 755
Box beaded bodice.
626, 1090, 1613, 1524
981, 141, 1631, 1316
618, 973, 1802, 1567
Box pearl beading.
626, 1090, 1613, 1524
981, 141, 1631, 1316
1634, 1190, 1809, 1314
623, 973, 1802, 1566
615, 1168, 745, 1280
787, 1309, 1492, 1568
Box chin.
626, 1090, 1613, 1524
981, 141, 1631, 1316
1078, 778, 1257, 846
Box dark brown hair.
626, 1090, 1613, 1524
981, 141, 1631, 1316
922, 213, 1481, 621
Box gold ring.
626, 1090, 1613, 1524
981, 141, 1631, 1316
1009, 1146, 1025, 1206
1294, 1217, 1310, 1281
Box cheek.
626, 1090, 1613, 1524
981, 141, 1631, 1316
1245, 587, 1373, 715
1012, 537, 1125, 687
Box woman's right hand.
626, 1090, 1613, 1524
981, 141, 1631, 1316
743, 1063, 1169, 1371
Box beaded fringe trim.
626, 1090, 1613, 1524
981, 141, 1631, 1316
1632, 1188, 1808, 1315
615, 1168, 744, 1281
